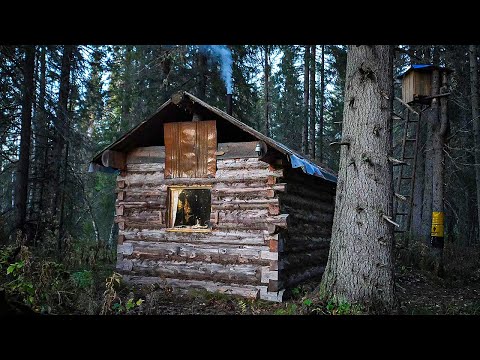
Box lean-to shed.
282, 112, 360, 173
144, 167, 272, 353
90, 91, 337, 302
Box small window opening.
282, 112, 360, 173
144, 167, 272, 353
167, 187, 211, 231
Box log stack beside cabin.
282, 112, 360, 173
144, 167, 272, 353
90, 91, 337, 302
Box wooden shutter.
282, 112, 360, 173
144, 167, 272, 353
164, 120, 216, 178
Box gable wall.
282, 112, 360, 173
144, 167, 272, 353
115, 145, 287, 301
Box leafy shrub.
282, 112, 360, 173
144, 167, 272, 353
71, 270, 93, 288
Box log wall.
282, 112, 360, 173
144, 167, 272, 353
277, 166, 336, 291
115, 144, 286, 301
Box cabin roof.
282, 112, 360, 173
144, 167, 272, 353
91, 91, 337, 183
398, 63, 453, 79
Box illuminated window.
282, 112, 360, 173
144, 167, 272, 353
167, 187, 211, 231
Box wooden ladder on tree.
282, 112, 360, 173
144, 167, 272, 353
392, 99, 421, 239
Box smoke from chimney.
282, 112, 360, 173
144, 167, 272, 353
199, 45, 233, 94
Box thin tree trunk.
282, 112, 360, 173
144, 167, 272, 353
469, 45, 480, 242
309, 45, 316, 159
264, 45, 270, 137
15, 45, 35, 234
52, 45, 73, 250
302, 45, 310, 154
319, 45, 325, 162
410, 112, 426, 240
320, 45, 396, 313
198, 51, 207, 100
35, 47, 47, 220
108, 214, 118, 248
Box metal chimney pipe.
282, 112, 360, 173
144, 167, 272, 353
226, 94, 232, 115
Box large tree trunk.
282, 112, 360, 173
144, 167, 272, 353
430, 70, 449, 274
319, 45, 325, 162
14, 45, 35, 234
263, 45, 270, 137
309, 45, 316, 158
469, 45, 480, 242
421, 47, 439, 241
302, 45, 310, 154
320, 45, 396, 313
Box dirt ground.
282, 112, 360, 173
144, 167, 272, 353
118, 265, 480, 315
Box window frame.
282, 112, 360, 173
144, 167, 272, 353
165, 185, 213, 233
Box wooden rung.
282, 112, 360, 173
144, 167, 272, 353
407, 120, 419, 123
395, 212, 409, 216
400, 176, 412, 180
403, 157, 414, 160
405, 139, 416, 141
394, 230, 406, 233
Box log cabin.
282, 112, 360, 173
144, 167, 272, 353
90, 91, 337, 302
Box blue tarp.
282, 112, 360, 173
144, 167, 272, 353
411, 64, 432, 69
289, 154, 337, 183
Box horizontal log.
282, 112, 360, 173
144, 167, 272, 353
282, 237, 330, 253
287, 224, 332, 238
212, 186, 283, 196
120, 240, 269, 261
120, 229, 266, 245
287, 211, 334, 224
102, 149, 126, 170
279, 249, 329, 270
217, 141, 262, 160
279, 193, 335, 213
211, 203, 270, 211
126, 146, 165, 164
284, 184, 336, 203
216, 158, 269, 171
282, 266, 325, 288
117, 201, 166, 209
127, 163, 165, 172
123, 275, 260, 299
121, 169, 282, 187
125, 241, 269, 265
129, 259, 261, 285
211, 198, 278, 205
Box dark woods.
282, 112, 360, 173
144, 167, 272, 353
1, 45, 480, 314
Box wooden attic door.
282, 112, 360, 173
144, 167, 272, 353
164, 120, 217, 178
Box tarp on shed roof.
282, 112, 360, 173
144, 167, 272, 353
398, 63, 453, 79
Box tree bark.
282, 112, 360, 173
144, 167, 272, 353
14, 45, 35, 233
34, 47, 48, 221
429, 70, 449, 273
263, 45, 270, 137
309, 45, 316, 159
410, 111, 426, 239
302, 45, 310, 154
198, 50, 207, 100
421, 47, 439, 241
319, 45, 325, 162
51, 45, 73, 246
320, 45, 396, 313
469, 45, 480, 242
